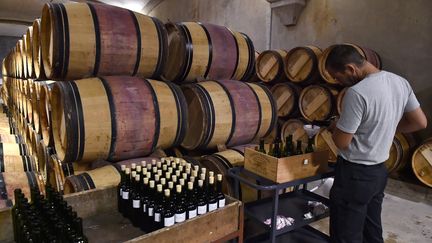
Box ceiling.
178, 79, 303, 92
0, 0, 164, 36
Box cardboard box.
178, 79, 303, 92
244, 148, 329, 183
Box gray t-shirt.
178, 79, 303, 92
337, 71, 420, 165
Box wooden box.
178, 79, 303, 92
244, 148, 329, 183
0, 186, 243, 243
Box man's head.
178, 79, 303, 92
325, 44, 367, 86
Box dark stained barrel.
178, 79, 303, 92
40, 2, 167, 80
50, 77, 187, 162
181, 80, 276, 150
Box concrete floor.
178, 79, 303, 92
310, 178, 432, 243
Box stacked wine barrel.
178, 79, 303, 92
0, 1, 278, 201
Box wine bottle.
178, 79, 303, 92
197, 180, 207, 215
186, 182, 197, 219
273, 138, 281, 158
153, 184, 165, 230
119, 168, 131, 216
145, 180, 156, 232
305, 137, 314, 153
294, 140, 303, 155
207, 176, 218, 212
268, 143, 274, 156
174, 185, 186, 224
283, 134, 294, 157
131, 175, 142, 227
163, 189, 175, 227
216, 174, 226, 208
258, 138, 266, 154
131, 163, 137, 173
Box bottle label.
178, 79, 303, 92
142, 204, 147, 213
133, 200, 140, 208
164, 216, 175, 227
218, 199, 226, 208
122, 191, 129, 200
175, 212, 186, 223
148, 207, 154, 217
155, 213, 161, 222
188, 209, 197, 219
119, 188, 123, 196
198, 205, 207, 215
209, 202, 217, 212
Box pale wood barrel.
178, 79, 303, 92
162, 22, 255, 83
319, 44, 382, 86
25, 27, 35, 78
336, 87, 348, 115
411, 139, 432, 187
280, 119, 309, 148
181, 80, 276, 150
256, 49, 288, 83
270, 83, 302, 118
0, 143, 28, 157
0, 155, 37, 173
40, 2, 167, 80
63, 164, 121, 194
47, 154, 90, 192
385, 133, 412, 173
285, 46, 322, 85
315, 128, 338, 163
21, 35, 28, 79
0, 134, 22, 143
38, 81, 55, 146
299, 85, 335, 122
0, 172, 45, 204
51, 77, 187, 162
32, 19, 46, 80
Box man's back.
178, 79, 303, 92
337, 71, 419, 164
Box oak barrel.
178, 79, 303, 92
0, 134, 22, 143
385, 133, 411, 173
25, 27, 34, 78
181, 80, 276, 150
0, 172, 45, 203
285, 46, 322, 85
63, 164, 121, 194
280, 119, 309, 148
0, 155, 37, 173
336, 87, 348, 115
162, 22, 255, 83
299, 85, 335, 122
38, 81, 55, 146
411, 139, 432, 187
256, 50, 288, 83
319, 44, 382, 86
270, 83, 302, 118
314, 128, 338, 163
40, 2, 167, 80
32, 19, 46, 80
51, 77, 187, 162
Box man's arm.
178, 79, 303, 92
331, 125, 354, 150
397, 107, 427, 133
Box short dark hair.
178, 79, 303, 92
326, 44, 365, 72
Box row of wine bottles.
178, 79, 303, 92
257, 134, 315, 158
12, 185, 87, 243
117, 157, 226, 232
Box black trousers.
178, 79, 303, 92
330, 156, 388, 243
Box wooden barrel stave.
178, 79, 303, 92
299, 85, 334, 122
256, 49, 288, 83
271, 83, 302, 118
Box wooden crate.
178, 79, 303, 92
244, 148, 329, 183
0, 186, 243, 243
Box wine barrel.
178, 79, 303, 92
51, 77, 187, 162
32, 19, 46, 80
0, 172, 45, 203
36, 140, 53, 183
256, 50, 288, 83
40, 2, 167, 80
319, 44, 382, 86
270, 83, 302, 118
200, 144, 258, 202
280, 119, 309, 148
21, 34, 29, 79
38, 81, 55, 146
63, 164, 121, 194
0, 143, 28, 157
299, 85, 335, 122
30, 129, 42, 157
285, 46, 322, 85
315, 128, 338, 163
0, 134, 22, 143
0, 155, 37, 173
385, 133, 412, 174
336, 87, 348, 115
47, 154, 90, 192
181, 80, 276, 150
25, 27, 35, 78
162, 22, 255, 83
15, 40, 24, 78
411, 139, 432, 187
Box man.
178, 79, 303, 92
326, 44, 427, 243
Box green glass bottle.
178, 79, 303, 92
258, 138, 266, 154
294, 140, 303, 155
305, 137, 314, 153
